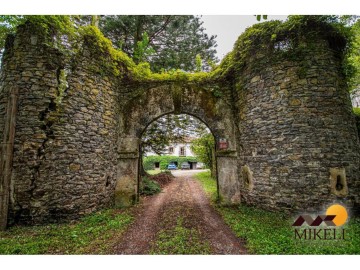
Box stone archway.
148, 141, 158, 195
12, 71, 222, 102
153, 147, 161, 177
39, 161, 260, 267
115, 83, 240, 206
1, 18, 360, 229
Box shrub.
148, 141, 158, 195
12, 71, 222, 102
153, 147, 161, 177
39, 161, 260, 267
143, 155, 198, 170
139, 176, 161, 195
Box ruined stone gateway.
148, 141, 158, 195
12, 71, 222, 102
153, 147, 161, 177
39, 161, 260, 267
1, 17, 359, 228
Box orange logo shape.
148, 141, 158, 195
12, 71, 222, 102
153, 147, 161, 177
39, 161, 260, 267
326, 204, 348, 226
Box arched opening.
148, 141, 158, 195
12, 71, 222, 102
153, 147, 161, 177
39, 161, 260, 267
138, 113, 219, 200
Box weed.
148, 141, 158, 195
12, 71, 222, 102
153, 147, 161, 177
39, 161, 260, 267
0, 209, 133, 254
139, 177, 161, 196
150, 217, 211, 255
194, 171, 360, 255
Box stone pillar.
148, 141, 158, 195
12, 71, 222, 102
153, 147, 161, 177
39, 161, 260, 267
116, 137, 140, 207
217, 156, 240, 204
216, 149, 240, 204
234, 28, 360, 212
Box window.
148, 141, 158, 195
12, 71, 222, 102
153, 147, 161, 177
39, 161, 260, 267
169, 147, 174, 154
180, 147, 186, 156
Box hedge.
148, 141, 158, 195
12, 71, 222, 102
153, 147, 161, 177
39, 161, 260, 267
143, 155, 198, 170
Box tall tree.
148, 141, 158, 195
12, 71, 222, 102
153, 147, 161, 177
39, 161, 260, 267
142, 114, 207, 156
190, 132, 216, 177
99, 15, 218, 71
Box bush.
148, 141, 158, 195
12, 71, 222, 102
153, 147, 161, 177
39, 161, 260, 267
143, 155, 198, 170
139, 176, 161, 195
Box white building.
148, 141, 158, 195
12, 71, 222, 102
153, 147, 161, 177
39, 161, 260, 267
145, 138, 204, 169
166, 142, 194, 157
351, 88, 360, 108
145, 137, 195, 157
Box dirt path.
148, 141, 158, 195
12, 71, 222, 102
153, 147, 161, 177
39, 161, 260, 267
114, 174, 247, 254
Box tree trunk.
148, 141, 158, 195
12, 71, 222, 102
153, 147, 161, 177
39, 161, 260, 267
91, 15, 99, 28
133, 15, 145, 63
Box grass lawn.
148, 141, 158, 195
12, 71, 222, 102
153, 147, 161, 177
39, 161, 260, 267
194, 171, 360, 255
146, 169, 162, 175
150, 217, 211, 255
0, 208, 134, 254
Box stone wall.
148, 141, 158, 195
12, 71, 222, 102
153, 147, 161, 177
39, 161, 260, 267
235, 36, 360, 213
1, 18, 360, 226
0, 23, 119, 224
116, 82, 239, 205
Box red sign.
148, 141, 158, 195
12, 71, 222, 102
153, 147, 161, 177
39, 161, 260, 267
218, 138, 228, 150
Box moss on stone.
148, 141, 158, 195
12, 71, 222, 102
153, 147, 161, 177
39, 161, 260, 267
20, 16, 352, 93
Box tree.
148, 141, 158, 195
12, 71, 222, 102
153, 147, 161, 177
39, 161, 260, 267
190, 133, 216, 177
141, 114, 206, 156
140, 114, 209, 176
0, 16, 76, 60
99, 15, 218, 72
348, 19, 360, 90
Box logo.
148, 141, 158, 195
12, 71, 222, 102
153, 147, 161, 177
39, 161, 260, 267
292, 204, 348, 240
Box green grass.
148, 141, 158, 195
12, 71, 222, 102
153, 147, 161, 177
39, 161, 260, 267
194, 170, 218, 202
150, 217, 211, 255
146, 170, 162, 175
0, 208, 134, 254
194, 171, 360, 255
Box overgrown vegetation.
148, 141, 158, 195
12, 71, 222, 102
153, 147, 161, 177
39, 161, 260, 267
214, 16, 355, 87
100, 15, 218, 72
194, 171, 218, 203
150, 217, 211, 255
195, 171, 360, 255
143, 155, 198, 170
191, 133, 216, 176
141, 114, 206, 156
2, 15, 358, 89
139, 176, 161, 196
0, 209, 134, 254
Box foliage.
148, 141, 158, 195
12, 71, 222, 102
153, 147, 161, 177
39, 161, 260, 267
0, 15, 76, 57
213, 16, 353, 83
195, 54, 202, 72
142, 114, 209, 155
348, 20, 360, 89
195, 171, 360, 254
1, 15, 358, 91
190, 133, 215, 169
100, 15, 218, 72
79, 25, 137, 76
133, 32, 155, 63
0, 209, 133, 254
255, 15, 268, 21
139, 176, 161, 196
150, 217, 211, 254
193, 171, 218, 203
143, 155, 198, 171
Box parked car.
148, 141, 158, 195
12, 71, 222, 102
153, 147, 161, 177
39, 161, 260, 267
167, 163, 177, 170
181, 162, 190, 170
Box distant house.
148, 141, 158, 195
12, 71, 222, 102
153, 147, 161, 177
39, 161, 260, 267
351, 88, 360, 108
145, 137, 204, 170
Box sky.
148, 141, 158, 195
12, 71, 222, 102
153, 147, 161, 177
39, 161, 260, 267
201, 15, 288, 61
